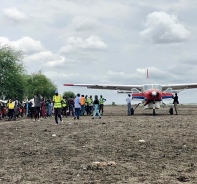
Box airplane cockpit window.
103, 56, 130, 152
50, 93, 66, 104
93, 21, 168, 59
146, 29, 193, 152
143, 85, 152, 91
153, 85, 162, 90
143, 84, 162, 91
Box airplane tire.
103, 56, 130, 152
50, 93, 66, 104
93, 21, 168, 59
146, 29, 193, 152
131, 108, 134, 115
169, 107, 173, 115
153, 109, 156, 116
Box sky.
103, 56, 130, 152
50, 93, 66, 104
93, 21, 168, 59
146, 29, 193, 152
1, 0, 197, 104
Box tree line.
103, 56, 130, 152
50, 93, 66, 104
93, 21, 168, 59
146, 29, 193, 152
0, 45, 73, 101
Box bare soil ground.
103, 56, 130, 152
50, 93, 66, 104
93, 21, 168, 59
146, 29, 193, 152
0, 105, 196, 184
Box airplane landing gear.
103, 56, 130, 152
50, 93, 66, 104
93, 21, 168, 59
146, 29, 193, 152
131, 107, 134, 115
153, 109, 156, 116
153, 101, 156, 116
169, 107, 173, 115
131, 103, 141, 115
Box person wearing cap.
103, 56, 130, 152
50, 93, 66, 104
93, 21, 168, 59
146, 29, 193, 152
52, 89, 63, 124
126, 94, 132, 116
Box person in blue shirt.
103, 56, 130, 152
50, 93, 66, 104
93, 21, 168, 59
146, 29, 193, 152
74, 93, 81, 120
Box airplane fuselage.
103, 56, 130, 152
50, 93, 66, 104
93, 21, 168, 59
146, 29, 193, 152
132, 88, 172, 109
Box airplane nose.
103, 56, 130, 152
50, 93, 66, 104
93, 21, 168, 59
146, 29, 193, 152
149, 91, 160, 97
151, 91, 157, 96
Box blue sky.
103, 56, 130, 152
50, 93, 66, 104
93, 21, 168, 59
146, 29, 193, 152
0, 0, 197, 104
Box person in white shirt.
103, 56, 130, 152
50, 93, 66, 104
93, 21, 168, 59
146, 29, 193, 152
74, 93, 81, 120
126, 94, 132, 115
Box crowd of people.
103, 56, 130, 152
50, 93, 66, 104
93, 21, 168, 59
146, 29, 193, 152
0, 98, 25, 120
52, 90, 106, 124
0, 90, 107, 124
0, 91, 179, 122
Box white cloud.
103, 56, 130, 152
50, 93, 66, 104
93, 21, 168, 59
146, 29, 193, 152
2, 7, 27, 22
25, 51, 54, 62
24, 51, 73, 71
56, 1, 131, 19
140, 11, 191, 43
47, 56, 66, 67
23, 51, 56, 73
59, 35, 108, 53
25, 51, 76, 70
104, 67, 185, 85
85, 36, 108, 49
0, 37, 10, 45
0, 36, 44, 53
138, 0, 197, 12
12, 37, 44, 53
69, 16, 100, 32
44, 71, 79, 80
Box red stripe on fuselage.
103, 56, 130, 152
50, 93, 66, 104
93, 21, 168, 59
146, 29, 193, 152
63, 84, 74, 86
162, 92, 172, 99
132, 93, 144, 99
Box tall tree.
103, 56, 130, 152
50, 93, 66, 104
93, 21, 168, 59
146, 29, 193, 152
0, 45, 25, 100
63, 91, 75, 99
25, 71, 57, 100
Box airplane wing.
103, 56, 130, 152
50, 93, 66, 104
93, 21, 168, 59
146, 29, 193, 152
162, 83, 197, 91
0, 100, 7, 104
63, 84, 143, 91
64, 83, 197, 93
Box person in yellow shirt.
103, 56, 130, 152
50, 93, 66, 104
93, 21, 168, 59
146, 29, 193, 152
7, 99, 15, 121
99, 95, 106, 115
88, 95, 93, 115
85, 95, 89, 115
52, 89, 63, 125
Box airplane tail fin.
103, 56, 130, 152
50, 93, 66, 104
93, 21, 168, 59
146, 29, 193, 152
147, 69, 149, 79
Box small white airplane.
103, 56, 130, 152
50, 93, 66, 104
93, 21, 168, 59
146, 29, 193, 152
63, 82, 197, 115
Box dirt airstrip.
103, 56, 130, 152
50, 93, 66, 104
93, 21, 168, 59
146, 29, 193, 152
0, 105, 196, 184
